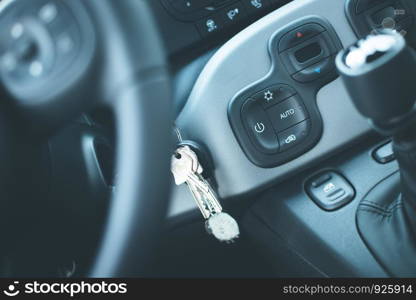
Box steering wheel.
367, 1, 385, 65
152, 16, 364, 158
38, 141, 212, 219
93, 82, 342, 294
0, 0, 172, 277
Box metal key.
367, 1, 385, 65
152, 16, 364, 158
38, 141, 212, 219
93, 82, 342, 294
171, 146, 201, 185
171, 145, 240, 242
187, 175, 222, 219
171, 146, 221, 217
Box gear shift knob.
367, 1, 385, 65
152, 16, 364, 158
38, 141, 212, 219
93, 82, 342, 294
336, 31, 416, 276
336, 31, 416, 134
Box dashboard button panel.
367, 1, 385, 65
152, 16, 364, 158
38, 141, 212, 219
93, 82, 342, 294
228, 16, 342, 167
161, 0, 288, 34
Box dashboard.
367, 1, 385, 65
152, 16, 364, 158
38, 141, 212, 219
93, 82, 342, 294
149, 0, 292, 58
176, 0, 366, 199
167, 0, 416, 217
1, 0, 415, 278
165, 0, 416, 276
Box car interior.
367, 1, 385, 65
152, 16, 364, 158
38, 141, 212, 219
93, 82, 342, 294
1, 0, 416, 278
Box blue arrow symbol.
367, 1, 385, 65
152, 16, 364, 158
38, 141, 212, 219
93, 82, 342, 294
314, 67, 321, 73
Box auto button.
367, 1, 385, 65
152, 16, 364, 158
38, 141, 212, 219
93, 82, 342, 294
241, 99, 279, 154
266, 96, 308, 132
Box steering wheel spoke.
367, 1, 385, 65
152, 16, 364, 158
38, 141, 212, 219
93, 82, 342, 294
0, 0, 172, 277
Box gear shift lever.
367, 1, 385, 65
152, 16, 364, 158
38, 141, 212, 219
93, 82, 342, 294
336, 30, 416, 276
336, 32, 416, 133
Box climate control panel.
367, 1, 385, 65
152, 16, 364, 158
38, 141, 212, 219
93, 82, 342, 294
228, 16, 342, 167
241, 85, 310, 154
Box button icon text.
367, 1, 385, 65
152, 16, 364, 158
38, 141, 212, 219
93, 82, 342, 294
254, 122, 265, 133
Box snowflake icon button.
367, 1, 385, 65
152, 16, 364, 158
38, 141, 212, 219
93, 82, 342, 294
264, 90, 274, 102
253, 85, 297, 109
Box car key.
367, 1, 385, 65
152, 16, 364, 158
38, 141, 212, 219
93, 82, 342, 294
171, 146, 202, 185
171, 146, 240, 242
172, 146, 222, 217
172, 146, 239, 242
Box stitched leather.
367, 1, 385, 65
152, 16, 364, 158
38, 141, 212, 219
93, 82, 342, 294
357, 127, 416, 277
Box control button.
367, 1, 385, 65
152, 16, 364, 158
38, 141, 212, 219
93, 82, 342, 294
253, 84, 296, 108
55, 23, 79, 54
281, 34, 333, 74
242, 0, 270, 12
222, 3, 247, 24
292, 55, 335, 83
254, 122, 265, 133
241, 99, 279, 154
44, 3, 75, 38
266, 96, 308, 132
39, 3, 58, 24
311, 173, 332, 188
278, 23, 326, 52
305, 171, 355, 211
57, 33, 74, 54
294, 42, 322, 63
373, 141, 395, 164
29, 60, 43, 77
170, 0, 212, 13
277, 119, 310, 152
196, 14, 224, 36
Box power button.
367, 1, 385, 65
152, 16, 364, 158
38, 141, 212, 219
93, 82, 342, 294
241, 99, 279, 154
254, 122, 265, 133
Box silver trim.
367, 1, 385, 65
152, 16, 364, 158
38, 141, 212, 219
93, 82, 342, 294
175, 0, 371, 200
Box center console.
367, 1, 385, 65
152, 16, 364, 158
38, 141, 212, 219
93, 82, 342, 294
170, 0, 416, 277
239, 0, 416, 277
